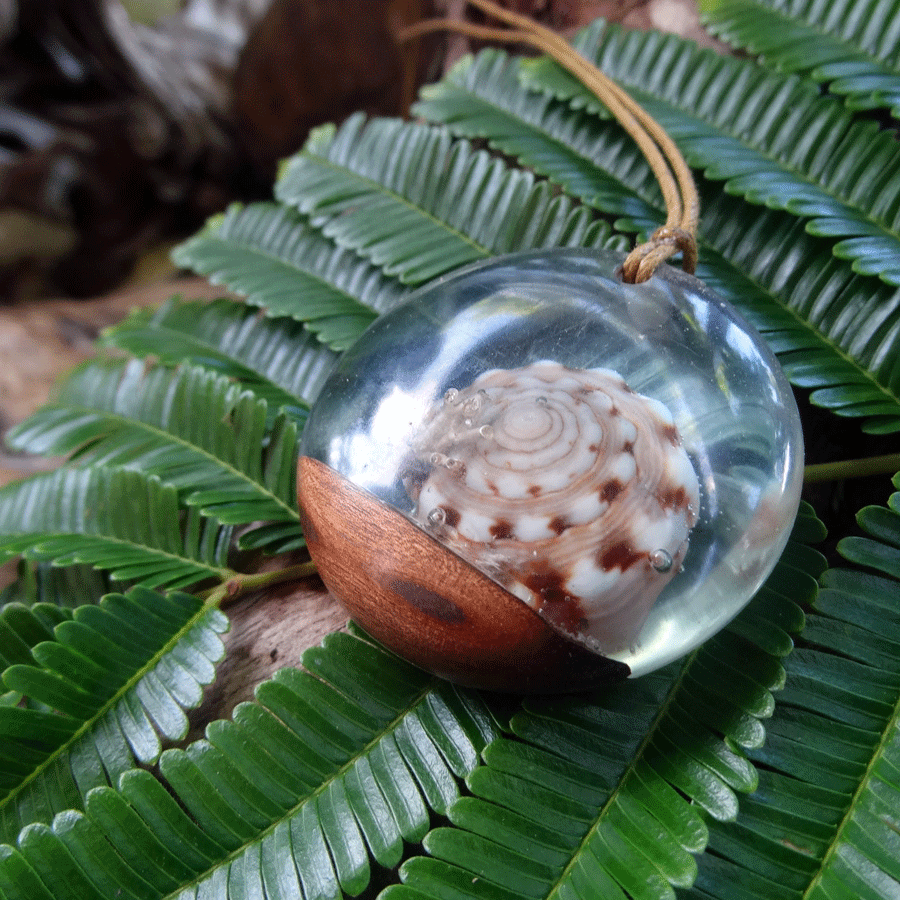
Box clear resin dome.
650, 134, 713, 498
299, 249, 804, 685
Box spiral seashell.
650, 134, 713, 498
406, 360, 701, 653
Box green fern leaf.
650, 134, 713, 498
414, 48, 900, 433
682, 474, 900, 899
413, 48, 661, 234
0, 468, 234, 590
101, 295, 337, 415
7, 360, 302, 552
513, 22, 900, 287
275, 113, 625, 284
0, 563, 110, 612
377, 508, 826, 900
0, 587, 227, 844
838, 499, 900, 579
172, 203, 402, 351
699, 0, 900, 117
0, 603, 68, 668
696, 195, 900, 435
0, 502, 825, 899
0, 632, 499, 899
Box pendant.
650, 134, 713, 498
297, 249, 804, 692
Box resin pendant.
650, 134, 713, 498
297, 249, 804, 692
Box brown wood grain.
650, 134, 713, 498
298, 455, 629, 693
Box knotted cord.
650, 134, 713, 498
401, 0, 699, 283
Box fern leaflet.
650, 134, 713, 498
0, 587, 227, 844
102, 296, 338, 413
7, 360, 302, 553
172, 203, 401, 351
699, 0, 900, 116
0, 468, 234, 590
275, 113, 625, 284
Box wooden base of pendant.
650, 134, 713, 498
298, 456, 630, 693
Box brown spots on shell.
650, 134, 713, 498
401, 457, 428, 501
441, 505, 461, 529
523, 561, 588, 635
661, 423, 680, 446
659, 484, 689, 511
490, 519, 514, 540
600, 480, 624, 503
622, 441, 635, 454
548, 515, 570, 535
445, 459, 467, 480
528, 485, 542, 497
486, 479, 500, 496
598, 541, 644, 572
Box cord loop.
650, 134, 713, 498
622, 227, 698, 283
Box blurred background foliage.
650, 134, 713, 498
0, 0, 704, 301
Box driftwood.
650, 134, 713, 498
187, 579, 350, 742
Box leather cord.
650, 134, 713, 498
401, 0, 699, 282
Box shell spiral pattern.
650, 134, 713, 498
407, 361, 701, 653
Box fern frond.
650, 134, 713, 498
0, 467, 234, 590
0, 632, 499, 900
0, 587, 227, 844
172, 203, 402, 351
0, 563, 110, 611
0, 503, 825, 899
683, 475, 900, 899
414, 49, 900, 433
274, 113, 625, 284
7, 360, 302, 553
0, 603, 68, 668
696, 196, 900, 435
102, 296, 338, 413
515, 22, 900, 287
699, 0, 900, 117
414, 49, 661, 232
379, 507, 825, 900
